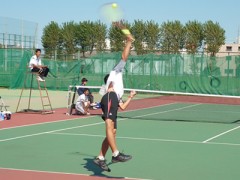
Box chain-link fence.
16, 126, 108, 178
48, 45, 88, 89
1, 48, 240, 96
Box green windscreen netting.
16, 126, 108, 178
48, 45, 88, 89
1, 48, 240, 96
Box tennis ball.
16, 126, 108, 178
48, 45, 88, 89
112, 3, 117, 8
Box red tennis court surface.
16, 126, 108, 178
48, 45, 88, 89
0, 97, 175, 129
2, 95, 238, 129
0, 168, 138, 180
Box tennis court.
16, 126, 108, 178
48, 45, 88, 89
0, 95, 240, 180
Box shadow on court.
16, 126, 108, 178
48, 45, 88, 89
82, 158, 125, 179
118, 115, 240, 124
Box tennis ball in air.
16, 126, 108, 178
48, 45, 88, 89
112, 3, 117, 8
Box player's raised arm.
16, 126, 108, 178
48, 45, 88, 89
113, 21, 135, 61
122, 36, 134, 61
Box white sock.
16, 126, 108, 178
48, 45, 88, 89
113, 150, 120, 157
98, 155, 105, 160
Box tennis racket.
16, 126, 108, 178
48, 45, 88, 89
99, 3, 134, 41
99, 2, 124, 23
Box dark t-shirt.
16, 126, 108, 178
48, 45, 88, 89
101, 91, 119, 122
77, 84, 85, 96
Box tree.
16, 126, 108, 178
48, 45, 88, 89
109, 24, 125, 52
75, 21, 93, 57
42, 21, 61, 58
75, 21, 107, 57
203, 20, 225, 56
185, 20, 204, 54
160, 20, 185, 54
61, 21, 77, 59
145, 20, 160, 53
94, 21, 107, 53
131, 20, 146, 55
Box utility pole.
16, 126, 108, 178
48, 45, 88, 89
238, 26, 240, 44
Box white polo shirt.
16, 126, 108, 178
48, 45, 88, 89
75, 94, 88, 114
105, 60, 126, 100
29, 55, 42, 70
105, 70, 124, 100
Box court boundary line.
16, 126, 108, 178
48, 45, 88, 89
0, 102, 176, 131
128, 104, 200, 119
50, 132, 240, 146
202, 125, 240, 143
0, 121, 105, 142
179, 109, 240, 114
0, 167, 151, 180
0, 103, 198, 142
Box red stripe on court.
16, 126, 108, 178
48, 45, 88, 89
0, 97, 174, 129
0, 168, 135, 180
1, 95, 238, 129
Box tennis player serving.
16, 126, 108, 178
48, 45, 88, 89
93, 24, 136, 172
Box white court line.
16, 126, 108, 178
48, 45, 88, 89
180, 109, 240, 114
0, 122, 104, 142
0, 102, 176, 131
50, 132, 240, 146
0, 116, 97, 131
202, 125, 240, 143
0, 167, 152, 180
128, 104, 200, 119
0, 103, 199, 143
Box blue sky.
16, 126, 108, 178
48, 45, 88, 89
1, 0, 240, 47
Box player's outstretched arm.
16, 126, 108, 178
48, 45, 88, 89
119, 90, 136, 110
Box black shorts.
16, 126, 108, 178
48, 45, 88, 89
31, 67, 49, 77
102, 112, 117, 129
101, 91, 119, 129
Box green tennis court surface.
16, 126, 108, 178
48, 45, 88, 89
0, 103, 240, 180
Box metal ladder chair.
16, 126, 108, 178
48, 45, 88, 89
37, 80, 53, 114
0, 96, 10, 111
16, 67, 54, 114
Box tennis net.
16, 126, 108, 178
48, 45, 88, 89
66, 85, 240, 124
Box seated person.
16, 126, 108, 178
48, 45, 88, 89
77, 77, 96, 108
75, 88, 90, 115
29, 49, 49, 82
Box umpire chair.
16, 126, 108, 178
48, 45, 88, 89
16, 66, 53, 114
